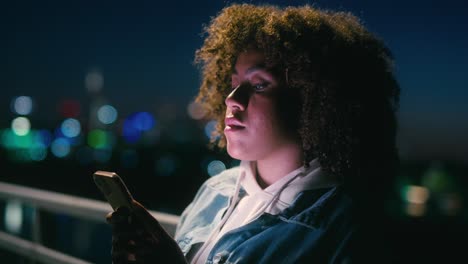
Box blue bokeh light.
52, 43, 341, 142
51, 138, 71, 158
122, 112, 156, 144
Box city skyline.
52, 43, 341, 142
2, 0, 468, 163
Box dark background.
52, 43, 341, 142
1, 0, 467, 263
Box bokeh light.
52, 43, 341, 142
11, 96, 33, 116
422, 162, 456, 193
85, 69, 104, 93
1, 129, 23, 149
405, 202, 426, 217
11, 117, 31, 136
404, 185, 430, 204
187, 101, 206, 120
51, 138, 71, 158
97, 104, 118, 125
55, 127, 82, 146
122, 112, 156, 144
28, 142, 48, 161
0, 129, 51, 158
204, 120, 217, 139
133, 112, 155, 131
88, 129, 114, 149
35, 129, 53, 147
61, 118, 81, 138
207, 160, 226, 177
58, 99, 81, 118
401, 185, 430, 217
4, 200, 23, 235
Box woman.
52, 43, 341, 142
107, 3, 400, 263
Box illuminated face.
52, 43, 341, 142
224, 50, 300, 161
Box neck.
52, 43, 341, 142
255, 143, 303, 188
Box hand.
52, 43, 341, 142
106, 200, 187, 264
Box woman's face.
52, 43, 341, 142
224, 50, 300, 161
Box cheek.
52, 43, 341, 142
276, 91, 301, 134
249, 104, 279, 137
247, 95, 296, 139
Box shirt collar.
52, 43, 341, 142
239, 158, 338, 205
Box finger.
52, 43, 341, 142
106, 211, 113, 223
127, 253, 137, 262
112, 234, 139, 248
113, 229, 156, 252
111, 253, 138, 264
107, 207, 132, 225
114, 233, 157, 257
112, 216, 150, 236
111, 239, 140, 262
111, 246, 130, 264
112, 248, 141, 264
108, 209, 142, 236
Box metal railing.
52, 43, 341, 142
0, 181, 180, 264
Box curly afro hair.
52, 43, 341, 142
193, 3, 400, 194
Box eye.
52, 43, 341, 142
253, 82, 269, 91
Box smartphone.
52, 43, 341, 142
93, 170, 134, 211
93, 170, 174, 242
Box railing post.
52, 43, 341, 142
31, 206, 41, 264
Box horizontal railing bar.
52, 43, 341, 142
0, 230, 92, 264
0, 181, 180, 236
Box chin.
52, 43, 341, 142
226, 145, 246, 160
226, 148, 241, 160
227, 147, 258, 162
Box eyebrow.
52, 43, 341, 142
232, 64, 268, 75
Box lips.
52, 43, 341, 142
224, 117, 245, 131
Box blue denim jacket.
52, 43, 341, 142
174, 166, 357, 264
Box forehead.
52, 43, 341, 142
233, 50, 266, 74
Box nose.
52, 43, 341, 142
225, 83, 249, 111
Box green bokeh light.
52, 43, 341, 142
88, 129, 110, 149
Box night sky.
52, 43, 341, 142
2, 0, 468, 163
